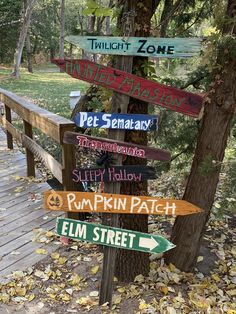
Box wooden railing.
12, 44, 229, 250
0, 87, 76, 191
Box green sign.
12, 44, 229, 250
56, 218, 175, 254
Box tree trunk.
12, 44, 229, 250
26, 31, 33, 73
115, 0, 161, 282
12, 0, 37, 78
105, 0, 112, 36
59, 0, 65, 72
165, 0, 236, 271
160, 0, 173, 37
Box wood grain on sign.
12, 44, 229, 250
72, 165, 157, 183
44, 190, 203, 216
66, 36, 202, 58
74, 112, 158, 131
63, 131, 171, 162
51, 59, 203, 118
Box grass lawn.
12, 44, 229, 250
0, 64, 89, 119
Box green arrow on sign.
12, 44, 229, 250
56, 218, 175, 254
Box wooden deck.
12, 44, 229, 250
0, 127, 62, 278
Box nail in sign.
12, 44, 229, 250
63, 131, 171, 162
44, 191, 203, 216
56, 217, 175, 253
51, 58, 203, 118
74, 112, 158, 131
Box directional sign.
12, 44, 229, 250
56, 217, 175, 253
44, 191, 203, 216
65, 36, 202, 59
63, 132, 171, 162
74, 112, 158, 131
72, 165, 157, 183
52, 59, 203, 118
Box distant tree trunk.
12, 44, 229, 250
165, 0, 236, 271
12, 0, 37, 78
59, 0, 65, 72
26, 31, 33, 73
115, 0, 161, 282
160, 0, 173, 37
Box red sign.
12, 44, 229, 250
52, 59, 203, 118
64, 132, 171, 161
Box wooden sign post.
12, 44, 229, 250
74, 112, 158, 131
63, 131, 171, 161
44, 190, 203, 216
56, 217, 175, 253
65, 36, 202, 58
72, 165, 157, 183
51, 58, 203, 118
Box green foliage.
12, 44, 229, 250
83, 0, 113, 17
133, 60, 158, 81
0, 0, 22, 63
198, 155, 219, 176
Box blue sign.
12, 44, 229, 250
66, 36, 202, 59
74, 112, 158, 131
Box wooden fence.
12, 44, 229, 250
0, 87, 76, 192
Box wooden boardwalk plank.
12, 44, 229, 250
0, 127, 62, 278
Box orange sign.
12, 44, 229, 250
44, 191, 202, 216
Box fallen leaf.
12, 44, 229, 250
35, 248, 48, 255
117, 287, 126, 293
134, 274, 145, 283
51, 252, 60, 260
89, 291, 99, 297
139, 300, 149, 310
90, 265, 99, 275
197, 256, 204, 262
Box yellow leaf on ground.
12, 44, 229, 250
0, 293, 10, 303
90, 265, 99, 275
68, 274, 82, 286
76, 296, 98, 306
134, 274, 145, 283
212, 274, 221, 282
226, 289, 236, 296
14, 187, 24, 193
160, 286, 169, 295
113, 295, 122, 305
139, 300, 149, 310
58, 257, 67, 265
51, 252, 60, 260
117, 287, 126, 293
27, 294, 35, 301
15, 287, 27, 297
35, 248, 47, 255
197, 256, 204, 262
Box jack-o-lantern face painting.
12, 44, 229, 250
46, 193, 63, 210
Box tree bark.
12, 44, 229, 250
26, 30, 33, 73
165, 0, 236, 271
59, 0, 65, 72
115, 0, 160, 282
12, 0, 37, 78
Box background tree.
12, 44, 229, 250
12, 0, 37, 78
165, 0, 236, 271
59, 0, 65, 72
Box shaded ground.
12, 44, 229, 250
0, 212, 235, 314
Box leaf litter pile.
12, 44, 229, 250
0, 214, 235, 314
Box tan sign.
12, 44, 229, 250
44, 191, 202, 216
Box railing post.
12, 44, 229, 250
61, 125, 81, 220
23, 120, 35, 177
4, 104, 13, 149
